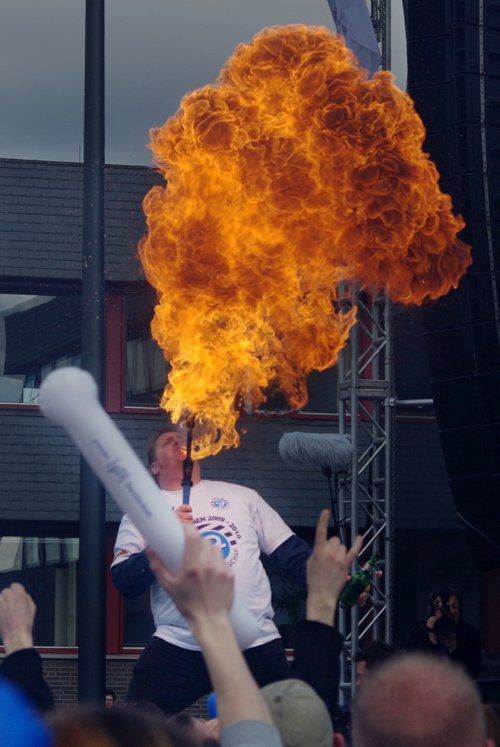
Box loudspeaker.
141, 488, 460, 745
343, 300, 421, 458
405, 0, 500, 570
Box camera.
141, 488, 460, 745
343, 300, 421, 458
432, 591, 456, 643
433, 615, 456, 642
436, 600, 450, 617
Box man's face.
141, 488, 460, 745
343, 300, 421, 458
435, 594, 460, 623
150, 431, 186, 480
105, 694, 114, 708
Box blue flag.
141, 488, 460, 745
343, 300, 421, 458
326, 0, 382, 76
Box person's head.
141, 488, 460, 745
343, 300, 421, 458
260, 678, 334, 747
49, 704, 174, 747
352, 653, 493, 747
147, 427, 183, 480
166, 713, 220, 746
147, 426, 199, 489
428, 586, 461, 623
105, 688, 116, 708
354, 641, 398, 688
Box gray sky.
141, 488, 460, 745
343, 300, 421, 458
0, 0, 406, 166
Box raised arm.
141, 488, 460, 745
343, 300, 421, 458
306, 509, 363, 625
0, 583, 55, 712
290, 510, 362, 720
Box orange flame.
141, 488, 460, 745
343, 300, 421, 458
139, 24, 471, 457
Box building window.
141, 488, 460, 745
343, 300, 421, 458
0, 292, 81, 405
0, 536, 79, 647
124, 285, 168, 407
298, 367, 338, 414
123, 284, 338, 414
255, 365, 339, 415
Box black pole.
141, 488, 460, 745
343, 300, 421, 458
79, 0, 106, 703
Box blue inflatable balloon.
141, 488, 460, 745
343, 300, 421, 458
0, 677, 53, 747
207, 691, 218, 719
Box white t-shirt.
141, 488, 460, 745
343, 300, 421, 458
112, 479, 294, 650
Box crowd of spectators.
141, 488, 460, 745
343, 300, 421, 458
0, 507, 495, 747
0, 428, 494, 747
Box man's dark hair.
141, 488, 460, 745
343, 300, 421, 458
105, 687, 116, 699
428, 586, 462, 617
355, 640, 398, 668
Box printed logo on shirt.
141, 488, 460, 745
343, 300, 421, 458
200, 530, 233, 559
194, 516, 242, 567
211, 497, 230, 510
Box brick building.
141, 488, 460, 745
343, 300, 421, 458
0, 157, 495, 707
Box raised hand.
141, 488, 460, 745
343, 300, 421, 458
306, 509, 363, 624
0, 583, 36, 654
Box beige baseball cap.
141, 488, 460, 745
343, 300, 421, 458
260, 678, 333, 747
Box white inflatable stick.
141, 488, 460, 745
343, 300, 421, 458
39, 367, 258, 649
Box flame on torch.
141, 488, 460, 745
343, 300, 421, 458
139, 24, 471, 458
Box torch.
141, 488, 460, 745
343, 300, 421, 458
38, 367, 259, 649
181, 416, 195, 505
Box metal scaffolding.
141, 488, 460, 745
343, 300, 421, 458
336, 1, 393, 702
337, 289, 394, 701
371, 0, 391, 70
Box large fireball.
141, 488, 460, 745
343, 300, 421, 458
139, 24, 471, 457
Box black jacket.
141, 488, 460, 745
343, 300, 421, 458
289, 619, 343, 723
0, 648, 54, 713
406, 617, 482, 678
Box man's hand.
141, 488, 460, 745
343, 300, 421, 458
147, 524, 234, 636
437, 629, 457, 653
0, 583, 36, 654
306, 509, 363, 625
425, 613, 440, 644
175, 504, 193, 523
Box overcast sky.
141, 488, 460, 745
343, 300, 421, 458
0, 0, 407, 166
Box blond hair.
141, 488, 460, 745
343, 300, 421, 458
352, 653, 487, 747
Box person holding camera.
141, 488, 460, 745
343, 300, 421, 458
406, 586, 482, 678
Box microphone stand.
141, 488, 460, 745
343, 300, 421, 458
181, 417, 195, 505
321, 465, 349, 545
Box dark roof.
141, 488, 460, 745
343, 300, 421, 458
0, 157, 163, 282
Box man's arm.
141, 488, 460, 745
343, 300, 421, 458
0, 583, 54, 713
290, 620, 344, 723
110, 550, 156, 598
268, 535, 312, 588
111, 506, 193, 598
406, 620, 436, 651
289, 510, 362, 720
